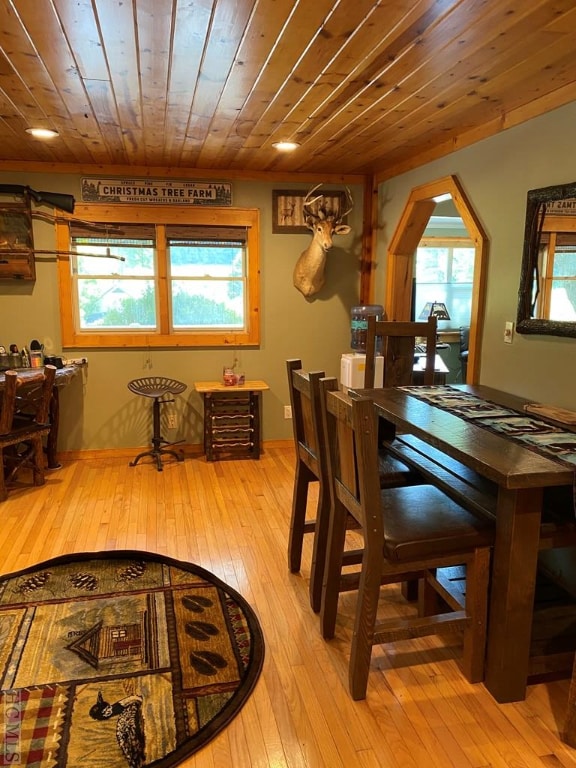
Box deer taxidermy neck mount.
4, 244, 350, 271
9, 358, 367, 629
293, 184, 353, 298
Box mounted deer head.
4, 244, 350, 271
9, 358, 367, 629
293, 184, 353, 298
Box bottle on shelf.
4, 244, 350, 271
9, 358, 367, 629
30, 339, 44, 368
8, 344, 21, 368
350, 304, 384, 351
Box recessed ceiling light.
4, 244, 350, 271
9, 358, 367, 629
26, 128, 59, 139
272, 140, 300, 152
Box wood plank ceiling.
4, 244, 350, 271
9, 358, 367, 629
0, 0, 575, 179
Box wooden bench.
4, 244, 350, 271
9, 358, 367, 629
387, 431, 576, 693
386, 433, 498, 521
387, 433, 576, 552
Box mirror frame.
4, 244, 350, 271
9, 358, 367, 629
516, 179, 576, 337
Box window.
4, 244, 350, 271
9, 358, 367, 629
56, 204, 260, 348
167, 226, 246, 330
536, 233, 576, 321
414, 240, 475, 330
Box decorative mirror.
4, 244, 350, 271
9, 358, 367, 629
516, 180, 576, 337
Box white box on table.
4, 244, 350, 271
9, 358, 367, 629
340, 353, 383, 391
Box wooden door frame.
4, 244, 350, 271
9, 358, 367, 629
383, 175, 488, 384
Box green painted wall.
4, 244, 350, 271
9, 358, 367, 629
0, 174, 363, 451
3, 97, 576, 454
376, 100, 576, 411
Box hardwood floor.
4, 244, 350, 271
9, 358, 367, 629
2, 446, 576, 767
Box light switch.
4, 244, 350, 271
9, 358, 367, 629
504, 321, 514, 344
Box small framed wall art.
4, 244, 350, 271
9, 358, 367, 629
272, 189, 347, 234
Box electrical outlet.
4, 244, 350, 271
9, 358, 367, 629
504, 321, 514, 344
167, 413, 177, 429
284, 405, 292, 419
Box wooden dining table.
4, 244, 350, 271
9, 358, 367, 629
353, 383, 576, 704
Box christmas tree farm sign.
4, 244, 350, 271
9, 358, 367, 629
81, 177, 232, 206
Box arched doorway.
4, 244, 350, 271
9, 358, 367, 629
384, 175, 488, 383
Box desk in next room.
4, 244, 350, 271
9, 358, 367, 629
194, 380, 269, 461
413, 353, 449, 385
353, 383, 576, 704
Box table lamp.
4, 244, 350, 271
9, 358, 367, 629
418, 301, 451, 321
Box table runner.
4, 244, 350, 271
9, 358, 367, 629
399, 385, 576, 468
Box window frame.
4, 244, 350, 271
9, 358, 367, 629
537, 232, 576, 321
416, 236, 475, 330
56, 204, 260, 348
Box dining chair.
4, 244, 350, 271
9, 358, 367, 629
0, 365, 57, 501
286, 360, 336, 612
459, 325, 469, 382
319, 382, 494, 700
362, 316, 440, 601
363, 316, 437, 388
286, 360, 420, 613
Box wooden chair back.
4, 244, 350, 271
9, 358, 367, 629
0, 365, 57, 501
286, 359, 339, 611
0, 371, 18, 435
322, 386, 380, 536
286, 360, 327, 480
14, 367, 56, 425
0, 366, 56, 433
364, 316, 437, 388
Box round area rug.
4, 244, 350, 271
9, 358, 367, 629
0, 550, 265, 767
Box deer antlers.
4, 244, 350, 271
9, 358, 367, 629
293, 184, 354, 298
302, 183, 353, 223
